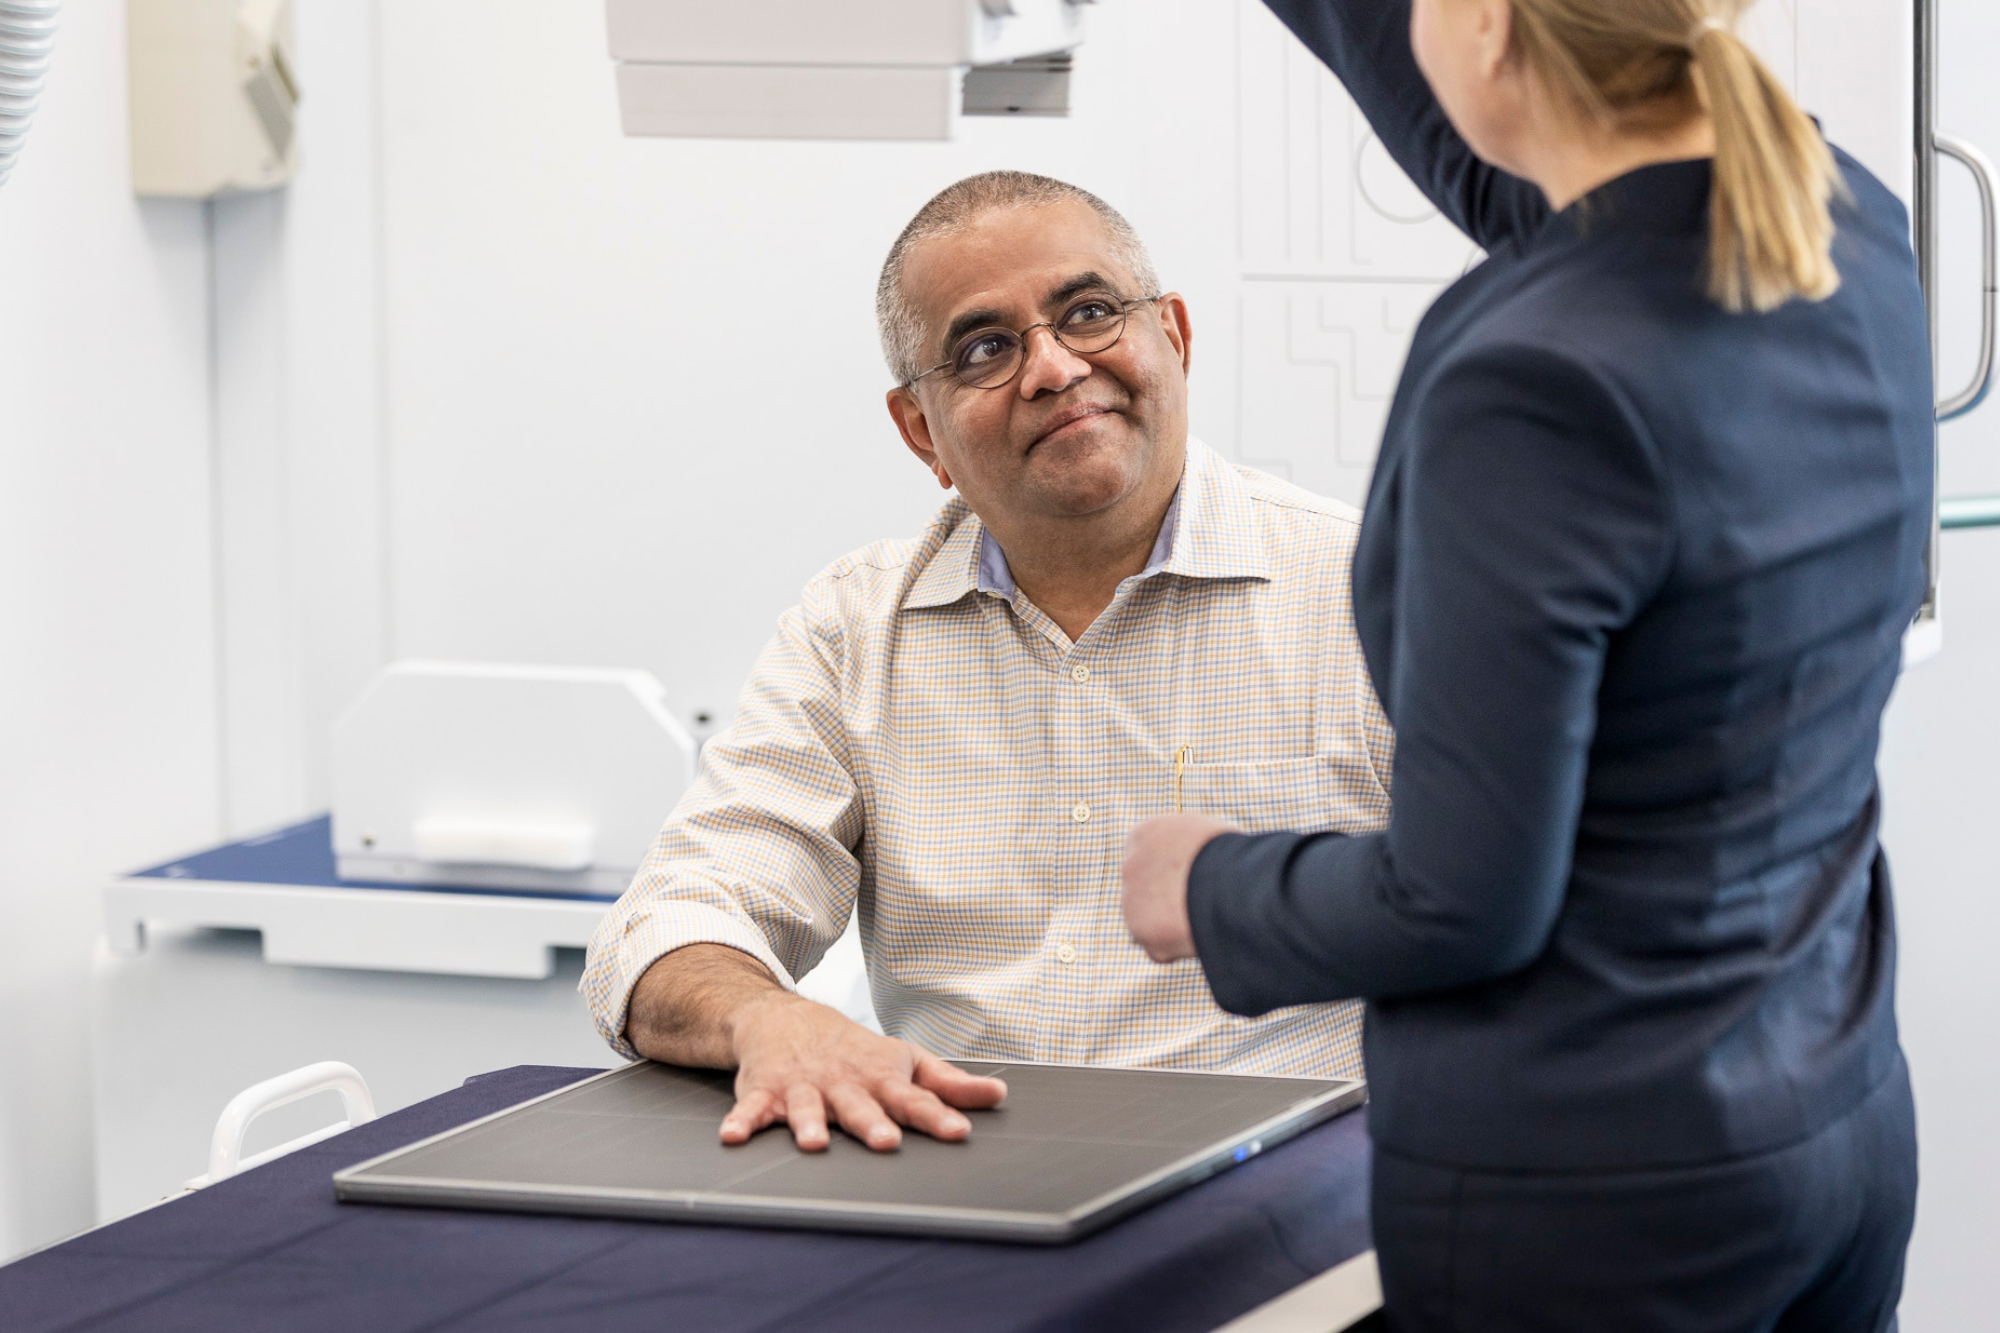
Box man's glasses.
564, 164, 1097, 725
907, 292, 1164, 391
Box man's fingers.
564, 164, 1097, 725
911, 1051, 1009, 1109
720, 1088, 781, 1145
877, 1081, 972, 1141
784, 1084, 832, 1153
824, 1083, 902, 1152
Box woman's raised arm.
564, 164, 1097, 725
1262, 0, 1549, 249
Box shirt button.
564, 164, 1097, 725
1056, 942, 1078, 964
1070, 663, 1091, 684
1071, 801, 1091, 823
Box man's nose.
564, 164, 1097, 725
1016, 325, 1092, 398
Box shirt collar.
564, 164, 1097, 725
900, 438, 1271, 612
974, 491, 1180, 599
1161, 437, 1273, 583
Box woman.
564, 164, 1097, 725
1121, 0, 1929, 1327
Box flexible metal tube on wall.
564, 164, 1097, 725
0, 0, 59, 190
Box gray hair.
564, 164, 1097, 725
875, 170, 1163, 386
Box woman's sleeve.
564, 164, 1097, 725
1185, 345, 1672, 1012
1261, 0, 1549, 249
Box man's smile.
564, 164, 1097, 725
1028, 403, 1116, 452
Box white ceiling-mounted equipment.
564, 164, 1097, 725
128, 0, 300, 198
606, 0, 1099, 142
0, 0, 59, 190
330, 662, 696, 896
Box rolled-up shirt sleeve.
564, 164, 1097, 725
581, 582, 866, 1058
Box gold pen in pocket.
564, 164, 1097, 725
1171, 743, 1193, 812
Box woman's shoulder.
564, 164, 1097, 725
1830, 144, 1912, 240
1424, 334, 1648, 435
1398, 329, 1671, 520
1421, 231, 1701, 404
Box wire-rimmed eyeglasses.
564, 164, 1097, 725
906, 292, 1165, 391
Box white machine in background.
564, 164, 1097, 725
331, 661, 695, 896
96, 659, 874, 1220
607, 0, 1098, 141
94, 663, 678, 1217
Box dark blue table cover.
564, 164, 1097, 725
129, 815, 621, 904
1, 1066, 1373, 1333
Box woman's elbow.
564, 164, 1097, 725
1399, 896, 1558, 990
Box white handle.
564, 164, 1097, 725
1936, 131, 1999, 422
203, 1061, 376, 1185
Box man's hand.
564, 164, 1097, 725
1121, 814, 1236, 963
625, 943, 1006, 1153
722, 993, 1006, 1152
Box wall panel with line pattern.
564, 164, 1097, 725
1226, 0, 1810, 507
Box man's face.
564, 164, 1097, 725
886, 200, 1192, 532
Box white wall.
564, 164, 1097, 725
0, 2, 219, 1256
0, 0, 385, 1259
207, 0, 386, 833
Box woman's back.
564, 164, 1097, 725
1159, 5, 1930, 1324
1350, 149, 1932, 1170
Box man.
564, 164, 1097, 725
581, 171, 1392, 1154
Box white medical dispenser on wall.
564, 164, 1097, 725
607, 0, 1098, 141
128, 0, 299, 197
330, 662, 697, 896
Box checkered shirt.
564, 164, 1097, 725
582, 440, 1394, 1078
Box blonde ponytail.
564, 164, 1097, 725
1687, 20, 1840, 312
1505, 1, 1842, 314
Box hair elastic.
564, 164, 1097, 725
1688, 15, 1730, 50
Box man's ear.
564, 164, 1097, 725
1155, 293, 1194, 377
886, 386, 955, 490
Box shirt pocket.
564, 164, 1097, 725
1178, 756, 1351, 835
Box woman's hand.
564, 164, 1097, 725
1121, 814, 1237, 963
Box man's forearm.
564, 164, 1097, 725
625, 943, 799, 1068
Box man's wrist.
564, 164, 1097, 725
723, 985, 814, 1063
627, 942, 797, 1068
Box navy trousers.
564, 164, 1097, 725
1370, 1059, 1918, 1332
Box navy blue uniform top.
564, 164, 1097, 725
1189, 0, 1934, 1173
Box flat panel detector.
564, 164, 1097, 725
333, 1060, 1365, 1243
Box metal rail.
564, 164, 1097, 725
1917, 0, 1941, 621
1922, 1, 2000, 557
1935, 131, 2000, 421
1942, 494, 2000, 530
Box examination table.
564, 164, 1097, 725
0, 1064, 1380, 1332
